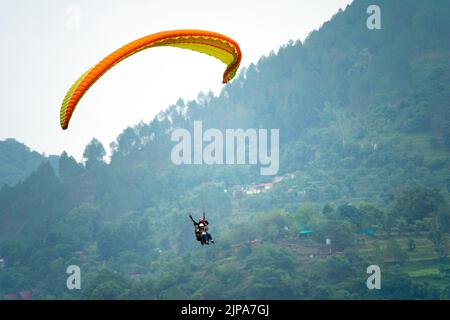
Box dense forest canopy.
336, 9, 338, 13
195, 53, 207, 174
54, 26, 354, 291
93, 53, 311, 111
0, 139, 58, 188
1, 0, 450, 300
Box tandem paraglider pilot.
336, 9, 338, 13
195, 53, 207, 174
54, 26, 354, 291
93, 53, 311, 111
189, 212, 214, 246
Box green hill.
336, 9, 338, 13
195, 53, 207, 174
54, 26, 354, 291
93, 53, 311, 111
1, 0, 450, 300
0, 139, 58, 188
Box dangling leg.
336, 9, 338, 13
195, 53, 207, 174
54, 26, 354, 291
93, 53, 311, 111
207, 232, 214, 244
201, 233, 209, 245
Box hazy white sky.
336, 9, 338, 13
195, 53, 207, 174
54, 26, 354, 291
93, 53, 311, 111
0, 0, 353, 160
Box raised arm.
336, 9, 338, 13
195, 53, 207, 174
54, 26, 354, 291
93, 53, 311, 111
189, 214, 198, 226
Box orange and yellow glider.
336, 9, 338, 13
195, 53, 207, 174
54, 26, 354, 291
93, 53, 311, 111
60, 29, 242, 130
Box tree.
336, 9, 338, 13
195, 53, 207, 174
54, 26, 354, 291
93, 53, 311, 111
62, 203, 102, 244
322, 204, 335, 216
392, 187, 446, 223
97, 226, 119, 259
314, 220, 355, 251
111, 127, 140, 158
428, 215, 449, 260
58, 151, 83, 178
82, 269, 130, 300
384, 239, 408, 264
338, 204, 365, 227
83, 138, 106, 168
322, 102, 352, 149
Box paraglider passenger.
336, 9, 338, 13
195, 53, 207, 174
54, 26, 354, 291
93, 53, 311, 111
189, 213, 214, 245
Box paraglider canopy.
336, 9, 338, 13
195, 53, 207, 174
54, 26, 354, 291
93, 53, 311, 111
60, 29, 242, 130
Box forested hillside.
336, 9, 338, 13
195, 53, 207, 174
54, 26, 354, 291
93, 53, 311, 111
0, 139, 58, 187
1, 0, 450, 299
